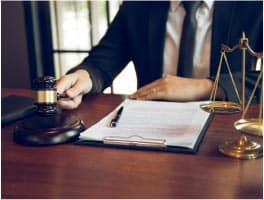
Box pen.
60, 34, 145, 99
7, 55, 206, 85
110, 106, 124, 127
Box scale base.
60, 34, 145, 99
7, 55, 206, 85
218, 135, 262, 159
14, 112, 85, 146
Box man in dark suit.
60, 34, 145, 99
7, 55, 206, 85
56, 1, 263, 109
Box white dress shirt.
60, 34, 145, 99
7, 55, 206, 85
163, 0, 214, 78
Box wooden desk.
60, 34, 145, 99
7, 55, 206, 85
2, 89, 263, 198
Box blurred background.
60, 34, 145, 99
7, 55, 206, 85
2, 0, 137, 94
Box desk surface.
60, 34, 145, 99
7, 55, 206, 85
1, 89, 263, 199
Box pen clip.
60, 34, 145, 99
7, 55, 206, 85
103, 135, 166, 147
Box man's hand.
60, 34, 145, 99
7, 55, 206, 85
56, 69, 92, 109
129, 75, 225, 101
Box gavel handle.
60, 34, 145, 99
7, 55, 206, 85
57, 93, 72, 101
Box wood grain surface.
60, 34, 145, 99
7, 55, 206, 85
1, 89, 263, 199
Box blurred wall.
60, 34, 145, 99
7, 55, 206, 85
2, 1, 31, 88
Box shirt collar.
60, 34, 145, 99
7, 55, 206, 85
204, 0, 214, 10
170, 1, 214, 12
170, 1, 181, 12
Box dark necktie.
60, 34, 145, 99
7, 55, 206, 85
177, 1, 201, 77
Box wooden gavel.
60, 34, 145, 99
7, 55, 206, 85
34, 76, 67, 115
14, 76, 85, 146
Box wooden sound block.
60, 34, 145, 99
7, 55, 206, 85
14, 112, 85, 146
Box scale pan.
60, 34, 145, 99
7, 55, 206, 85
234, 118, 263, 136
200, 101, 242, 114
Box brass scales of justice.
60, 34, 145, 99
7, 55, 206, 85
200, 32, 263, 159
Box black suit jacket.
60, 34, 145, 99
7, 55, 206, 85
71, 1, 263, 101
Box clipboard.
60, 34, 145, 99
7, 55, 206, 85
75, 117, 211, 153
75, 99, 213, 154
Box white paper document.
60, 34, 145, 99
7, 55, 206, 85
79, 99, 211, 150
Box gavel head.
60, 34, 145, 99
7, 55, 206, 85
34, 76, 58, 115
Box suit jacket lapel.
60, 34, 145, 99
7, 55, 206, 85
148, 2, 169, 82
210, 1, 237, 76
